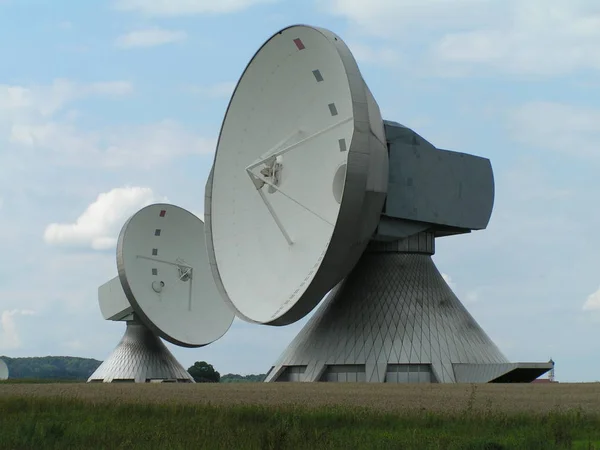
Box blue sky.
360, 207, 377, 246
1, 0, 599, 382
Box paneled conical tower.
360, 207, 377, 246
89, 318, 194, 383
266, 234, 551, 383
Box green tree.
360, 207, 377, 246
187, 361, 220, 383
220, 373, 267, 383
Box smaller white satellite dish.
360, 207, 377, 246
117, 204, 235, 348
0, 358, 8, 380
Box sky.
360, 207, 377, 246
0, 0, 599, 382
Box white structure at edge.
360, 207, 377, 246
0, 358, 8, 380
205, 24, 554, 384
88, 204, 234, 383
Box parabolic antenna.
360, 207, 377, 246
117, 204, 234, 347
205, 25, 389, 326
205, 23, 554, 384
0, 358, 8, 380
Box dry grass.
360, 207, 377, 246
2, 382, 600, 449
0, 382, 598, 413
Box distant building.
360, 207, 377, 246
531, 359, 557, 383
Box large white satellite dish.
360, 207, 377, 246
204, 23, 554, 384
118, 203, 234, 347
205, 25, 388, 326
0, 358, 8, 380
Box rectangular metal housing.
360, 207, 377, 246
382, 121, 494, 233
98, 276, 133, 321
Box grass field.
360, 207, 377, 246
0, 382, 599, 449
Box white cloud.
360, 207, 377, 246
345, 42, 400, 67
10, 119, 216, 168
113, 0, 276, 16
440, 272, 480, 304
464, 291, 480, 304
441, 272, 456, 291
0, 80, 214, 168
64, 339, 86, 350
328, 0, 600, 76
509, 101, 600, 158
58, 21, 73, 30
0, 310, 36, 350
188, 81, 236, 99
583, 287, 600, 311
326, 0, 500, 37
43, 186, 167, 250
116, 28, 187, 48
102, 120, 216, 167
0, 80, 133, 167
84, 82, 133, 96
499, 162, 573, 202
432, 1, 600, 75
0, 79, 132, 118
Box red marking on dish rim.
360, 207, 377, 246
293, 38, 305, 50
159, 210, 166, 217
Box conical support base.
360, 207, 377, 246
88, 320, 194, 383
266, 235, 552, 383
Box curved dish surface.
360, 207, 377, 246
206, 25, 388, 325
117, 203, 234, 347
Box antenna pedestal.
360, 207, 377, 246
265, 233, 552, 383
88, 318, 194, 383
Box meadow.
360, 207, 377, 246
0, 382, 599, 449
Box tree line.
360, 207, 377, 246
1, 356, 101, 380
0, 356, 266, 383
185, 361, 266, 383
